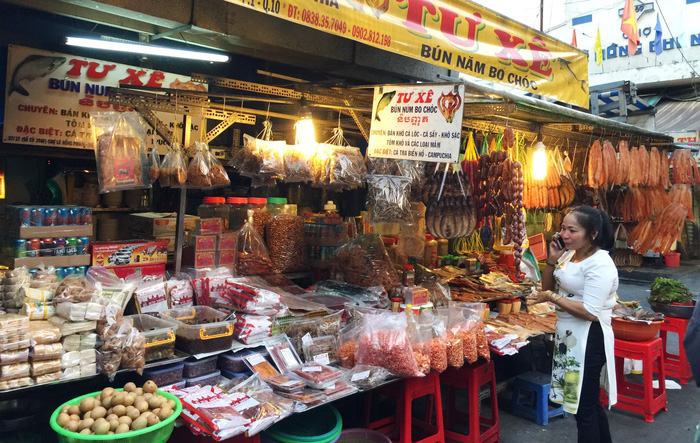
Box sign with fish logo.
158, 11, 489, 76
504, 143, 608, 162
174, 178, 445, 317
368, 84, 464, 163
224, 0, 588, 108
4, 45, 205, 150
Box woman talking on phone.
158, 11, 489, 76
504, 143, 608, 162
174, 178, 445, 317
526, 206, 618, 443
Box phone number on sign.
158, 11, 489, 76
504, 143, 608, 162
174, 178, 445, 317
301, 10, 348, 34
351, 25, 391, 47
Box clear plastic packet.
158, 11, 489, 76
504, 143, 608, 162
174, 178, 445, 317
438, 307, 464, 368
20, 302, 55, 320
343, 365, 390, 390
55, 301, 104, 322
288, 363, 343, 389
0, 362, 30, 381
30, 358, 61, 376
162, 142, 188, 188
308, 281, 389, 309
61, 332, 99, 352
159, 146, 173, 187
233, 314, 272, 344
120, 324, 146, 374
90, 111, 150, 193
232, 134, 278, 187
48, 316, 96, 336
225, 279, 288, 316
259, 140, 286, 178
236, 215, 274, 276
85, 266, 137, 311
148, 147, 161, 184
267, 214, 307, 273
337, 321, 362, 369
421, 281, 452, 308
423, 310, 448, 373
324, 380, 358, 401
29, 343, 63, 362
356, 312, 423, 378
167, 277, 195, 309
312, 129, 367, 191
186, 141, 212, 188
34, 371, 62, 384
0, 348, 29, 365
366, 175, 413, 225
302, 335, 338, 365
265, 334, 302, 373
397, 160, 426, 202
0, 376, 33, 391
15, 287, 53, 306
54, 276, 100, 303
407, 315, 432, 374
278, 388, 327, 407
205, 144, 231, 188
283, 143, 314, 183
367, 157, 400, 175
133, 279, 169, 314
223, 373, 295, 425
333, 234, 400, 291
181, 385, 252, 434
279, 310, 342, 357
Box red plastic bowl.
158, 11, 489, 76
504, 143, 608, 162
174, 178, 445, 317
611, 318, 662, 342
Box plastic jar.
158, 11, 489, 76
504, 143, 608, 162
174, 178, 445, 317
266, 197, 287, 216
382, 237, 399, 264
424, 235, 438, 268
226, 197, 249, 232
437, 239, 449, 257
249, 197, 269, 238
198, 197, 229, 230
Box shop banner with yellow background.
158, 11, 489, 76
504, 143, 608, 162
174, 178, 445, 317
225, 0, 589, 108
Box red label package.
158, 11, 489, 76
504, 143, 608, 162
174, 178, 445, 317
92, 240, 168, 267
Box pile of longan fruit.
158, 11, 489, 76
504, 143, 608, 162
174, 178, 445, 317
56, 380, 176, 435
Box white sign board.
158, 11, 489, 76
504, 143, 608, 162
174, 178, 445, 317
4, 44, 205, 151
367, 84, 464, 163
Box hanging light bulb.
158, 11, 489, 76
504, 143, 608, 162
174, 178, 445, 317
295, 97, 316, 150
532, 141, 547, 180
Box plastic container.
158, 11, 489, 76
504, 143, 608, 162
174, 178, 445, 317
424, 235, 437, 268
249, 197, 268, 210
664, 251, 680, 268
198, 197, 230, 231
142, 362, 185, 386
218, 347, 270, 372
159, 306, 235, 355
220, 368, 253, 380
183, 355, 218, 378
184, 369, 221, 387
337, 429, 392, 443
227, 197, 250, 232
127, 314, 177, 362
50, 389, 181, 443
264, 404, 342, 443
266, 197, 288, 216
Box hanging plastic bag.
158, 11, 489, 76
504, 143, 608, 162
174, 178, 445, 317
148, 147, 161, 185
204, 143, 231, 188
366, 157, 399, 175
397, 160, 426, 202
161, 142, 188, 188
355, 312, 423, 377
366, 175, 413, 225
236, 212, 274, 276
313, 129, 367, 190
332, 234, 399, 291
90, 111, 150, 193
186, 141, 212, 188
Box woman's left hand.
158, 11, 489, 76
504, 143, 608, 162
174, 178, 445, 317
526, 290, 553, 305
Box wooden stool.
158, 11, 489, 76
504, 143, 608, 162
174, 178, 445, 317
440, 360, 500, 443
658, 316, 692, 385
601, 337, 667, 423
365, 371, 445, 443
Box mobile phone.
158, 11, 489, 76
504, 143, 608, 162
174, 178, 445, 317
553, 234, 565, 250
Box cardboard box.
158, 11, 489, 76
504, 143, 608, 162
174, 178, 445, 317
192, 252, 216, 268
91, 240, 168, 267
218, 251, 235, 265
105, 263, 166, 280
189, 235, 217, 252
198, 218, 222, 235
129, 234, 175, 253
217, 233, 237, 251
128, 213, 199, 236
10, 255, 90, 269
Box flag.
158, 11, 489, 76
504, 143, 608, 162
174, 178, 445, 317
621, 0, 640, 55
594, 27, 603, 66
654, 13, 663, 56
571, 29, 578, 47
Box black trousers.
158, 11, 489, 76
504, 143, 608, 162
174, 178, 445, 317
575, 321, 613, 443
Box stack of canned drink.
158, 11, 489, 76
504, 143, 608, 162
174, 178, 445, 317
7, 205, 93, 227
14, 237, 90, 258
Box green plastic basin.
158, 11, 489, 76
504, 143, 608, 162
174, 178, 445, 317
49, 389, 182, 443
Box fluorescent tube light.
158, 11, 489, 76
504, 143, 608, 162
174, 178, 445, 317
65, 37, 229, 62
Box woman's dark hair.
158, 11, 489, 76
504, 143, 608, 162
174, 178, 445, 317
567, 206, 614, 251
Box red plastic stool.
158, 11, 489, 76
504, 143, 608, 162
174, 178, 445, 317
659, 316, 692, 385
440, 360, 500, 443
600, 337, 667, 423
365, 371, 445, 443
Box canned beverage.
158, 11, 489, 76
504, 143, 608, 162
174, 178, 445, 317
25, 239, 40, 257
54, 238, 66, 256
64, 267, 76, 276
65, 237, 78, 256
30, 208, 43, 226
67, 207, 80, 225
56, 207, 68, 225
19, 207, 31, 227
80, 207, 92, 225
54, 268, 63, 279
40, 238, 55, 257
43, 208, 57, 226
14, 239, 26, 258
75, 266, 86, 275
79, 237, 90, 255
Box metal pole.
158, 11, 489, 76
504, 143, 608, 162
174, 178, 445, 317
174, 187, 186, 274
540, 0, 544, 32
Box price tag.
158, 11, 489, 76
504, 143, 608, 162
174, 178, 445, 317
245, 353, 265, 366
301, 333, 313, 347
302, 364, 323, 372
281, 380, 300, 387
313, 353, 330, 365
351, 370, 370, 381
280, 348, 298, 367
